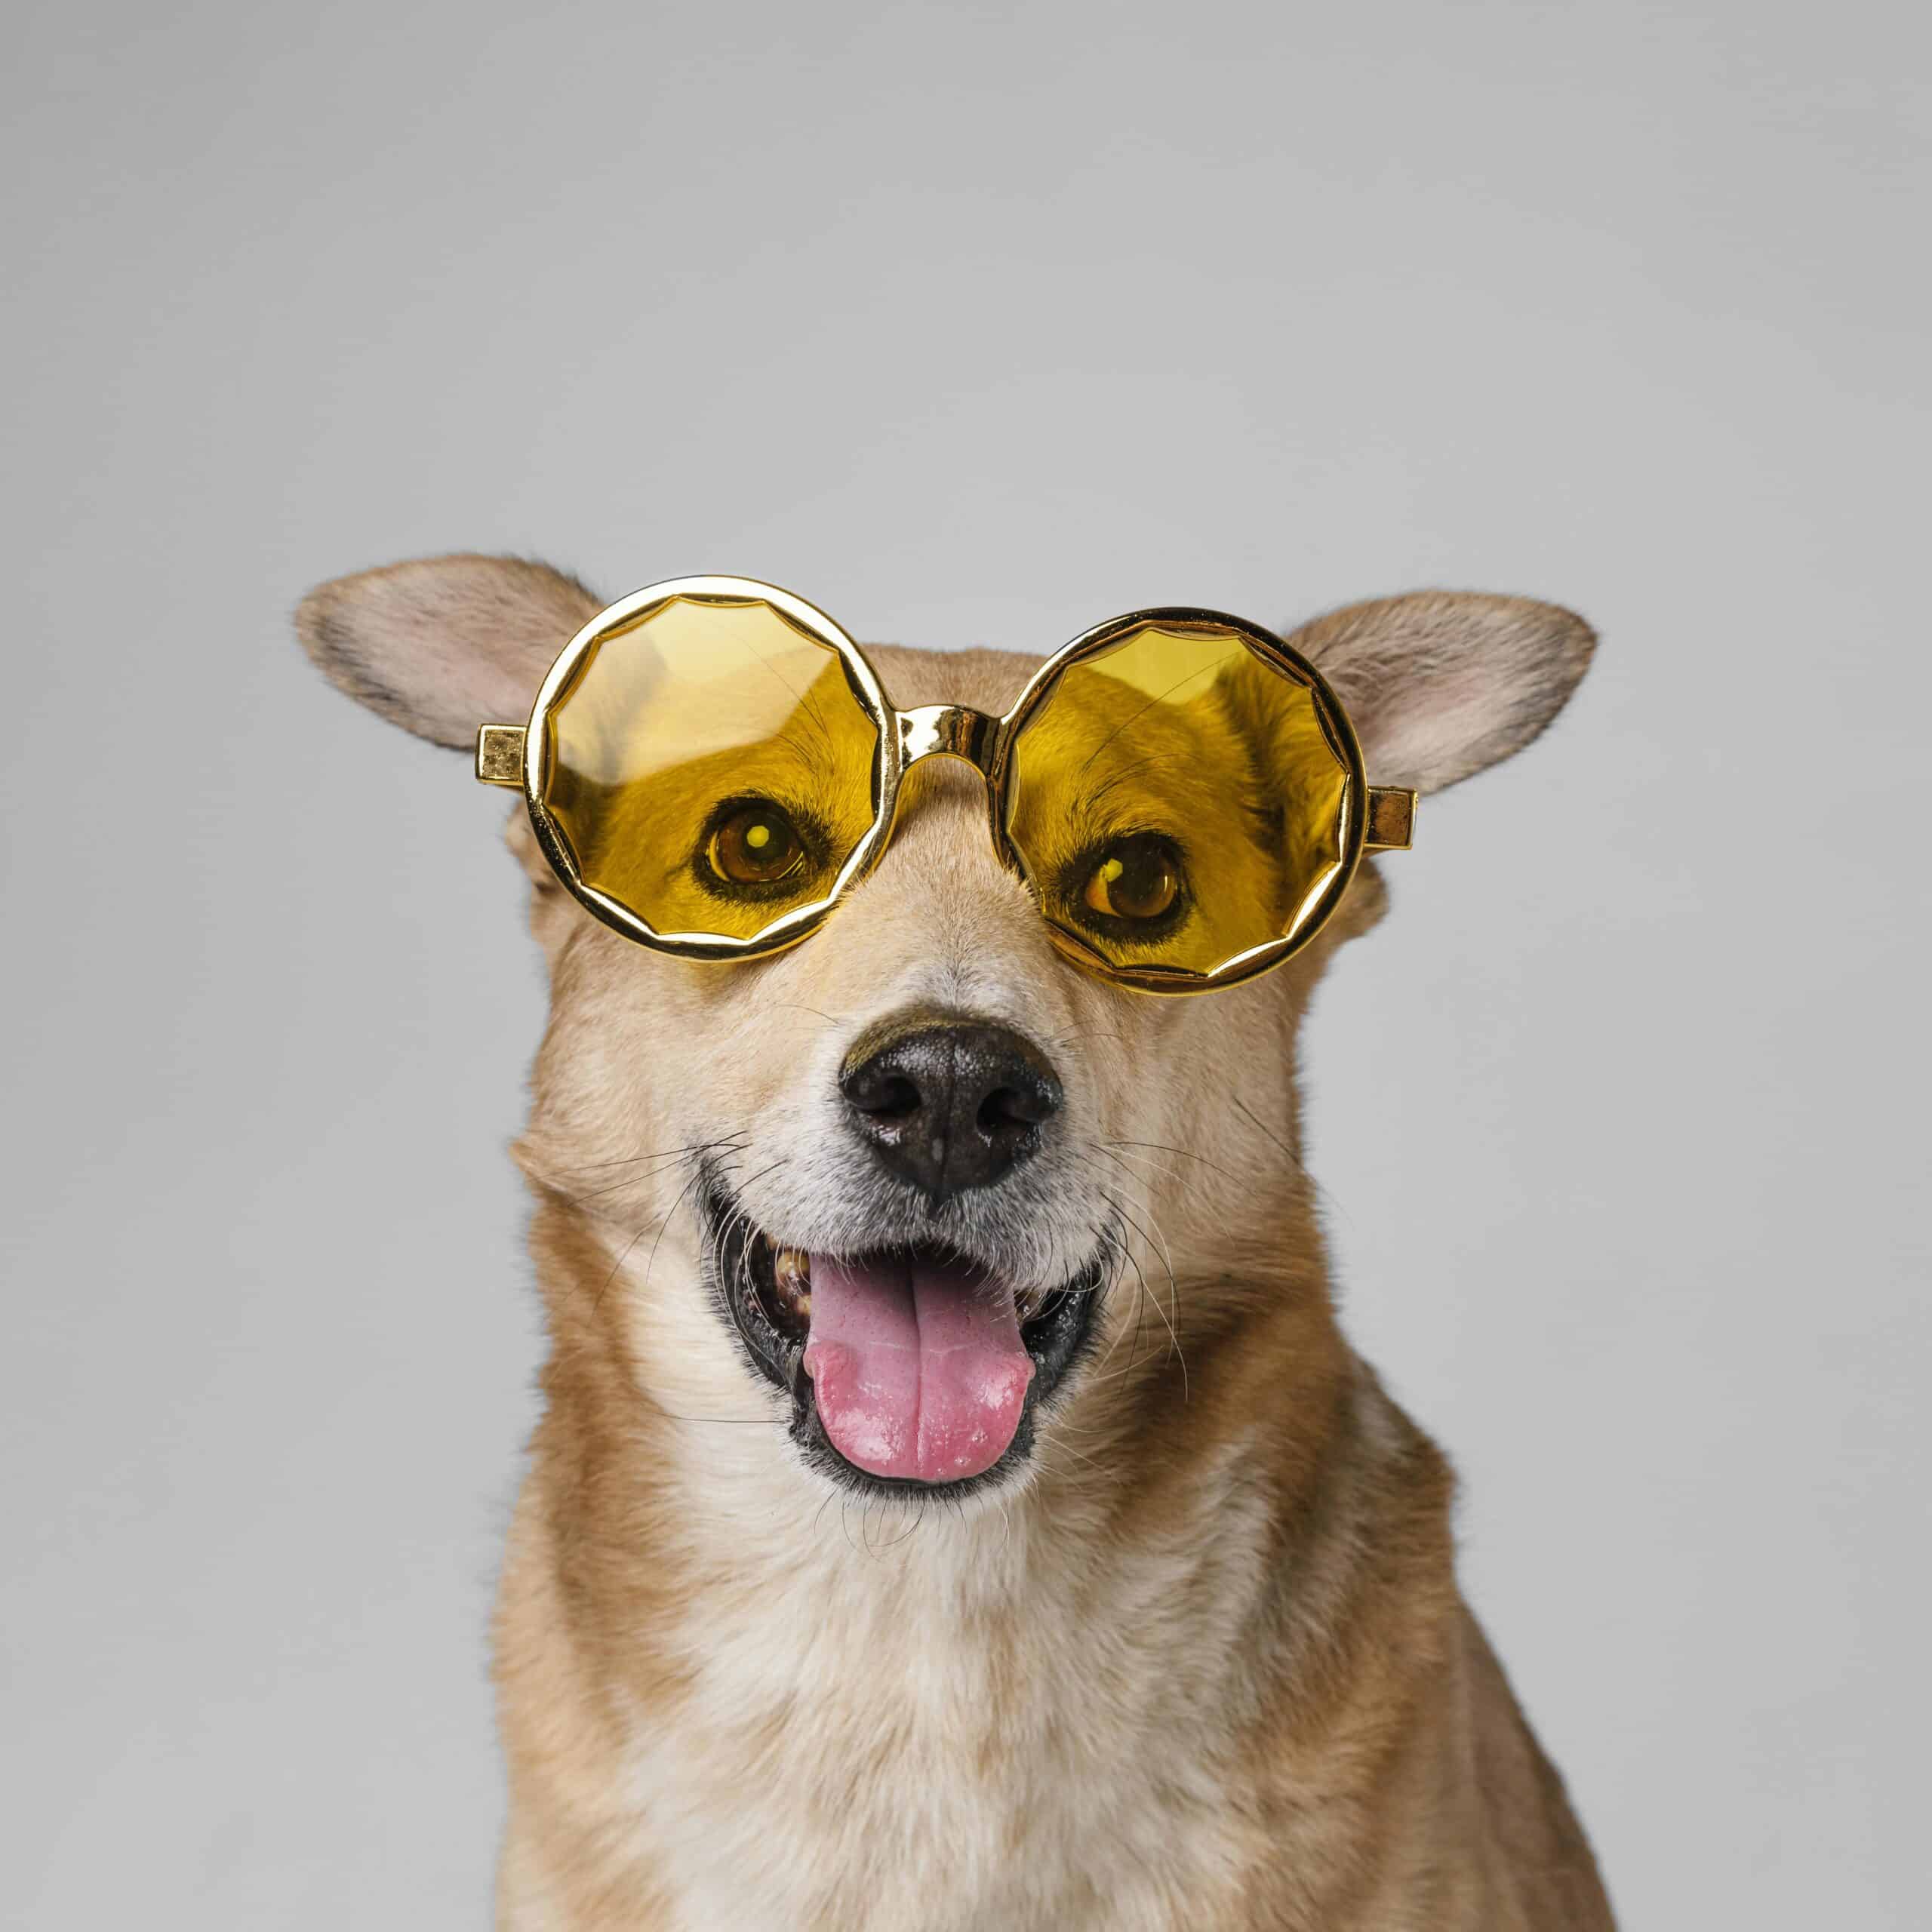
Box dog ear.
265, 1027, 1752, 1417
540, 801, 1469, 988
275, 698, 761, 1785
294, 554, 602, 749
1284, 591, 1596, 795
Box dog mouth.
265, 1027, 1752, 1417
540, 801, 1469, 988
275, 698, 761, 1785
703, 1184, 1103, 1495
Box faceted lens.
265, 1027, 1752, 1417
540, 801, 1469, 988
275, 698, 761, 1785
1002, 623, 1355, 980
539, 594, 882, 943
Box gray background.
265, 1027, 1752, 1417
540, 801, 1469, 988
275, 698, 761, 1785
4, 2, 1926, 1925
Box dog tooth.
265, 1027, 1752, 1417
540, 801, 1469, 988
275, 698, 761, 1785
773, 1246, 812, 1316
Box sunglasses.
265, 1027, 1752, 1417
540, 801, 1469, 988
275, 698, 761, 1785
473, 577, 1416, 995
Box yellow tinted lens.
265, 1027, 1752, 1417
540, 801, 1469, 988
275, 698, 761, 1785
1003, 623, 1354, 980
538, 594, 881, 944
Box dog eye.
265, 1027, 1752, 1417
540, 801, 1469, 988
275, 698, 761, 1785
1081, 835, 1182, 923
708, 803, 806, 888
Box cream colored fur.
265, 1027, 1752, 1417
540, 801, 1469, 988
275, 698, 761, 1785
297, 559, 1614, 1930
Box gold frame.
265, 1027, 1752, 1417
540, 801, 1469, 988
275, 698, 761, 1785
476, 576, 1415, 995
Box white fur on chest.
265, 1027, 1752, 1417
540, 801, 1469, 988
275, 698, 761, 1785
622, 1444, 1270, 1931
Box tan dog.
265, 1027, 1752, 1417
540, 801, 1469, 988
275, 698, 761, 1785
298, 557, 1614, 1930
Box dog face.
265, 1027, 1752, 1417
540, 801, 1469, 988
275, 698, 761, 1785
299, 560, 1592, 1502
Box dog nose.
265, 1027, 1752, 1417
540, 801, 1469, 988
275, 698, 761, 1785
839, 1016, 1063, 1204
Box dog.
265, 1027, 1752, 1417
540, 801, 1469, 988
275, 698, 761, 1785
298, 556, 1615, 1930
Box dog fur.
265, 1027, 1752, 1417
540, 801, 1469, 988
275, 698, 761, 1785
298, 557, 1614, 1930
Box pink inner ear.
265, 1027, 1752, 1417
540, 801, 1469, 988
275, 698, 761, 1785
1288, 589, 1595, 796
295, 553, 601, 750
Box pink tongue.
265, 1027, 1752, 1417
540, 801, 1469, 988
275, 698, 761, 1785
802, 1254, 1035, 1484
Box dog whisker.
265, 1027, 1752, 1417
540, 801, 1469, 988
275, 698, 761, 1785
1094, 1185, 1188, 1402
553, 1138, 753, 1222
1104, 1139, 1247, 1190
570, 1136, 752, 1175
591, 1216, 657, 1315
626, 1154, 734, 1307
561, 1152, 740, 1209
1039, 1434, 1108, 1477
1081, 1221, 1150, 1386
635, 1399, 780, 1426
1088, 1140, 1215, 1214
1231, 1092, 1361, 1233
811, 1487, 833, 1534
1047, 1026, 1129, 1054
1102, 1182, 1179, 1288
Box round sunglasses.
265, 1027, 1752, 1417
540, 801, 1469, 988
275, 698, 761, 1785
473, 577, 1415, 995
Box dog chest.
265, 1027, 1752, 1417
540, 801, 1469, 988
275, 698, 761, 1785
611, 1519, 1261, 1929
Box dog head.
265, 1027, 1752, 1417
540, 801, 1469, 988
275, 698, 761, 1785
298, 558, 1592, 1504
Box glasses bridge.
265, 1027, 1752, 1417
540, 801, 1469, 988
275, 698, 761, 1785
897, 704, 1000, 774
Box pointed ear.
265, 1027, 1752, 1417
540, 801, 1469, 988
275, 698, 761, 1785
294, 554, 603, 749
1285, 591, 1596, 795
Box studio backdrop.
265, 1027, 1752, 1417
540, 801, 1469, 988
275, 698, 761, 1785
2, 3, 1924, 1927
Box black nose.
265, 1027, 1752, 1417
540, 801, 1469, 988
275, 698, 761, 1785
839, 1014, 1063, 1204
